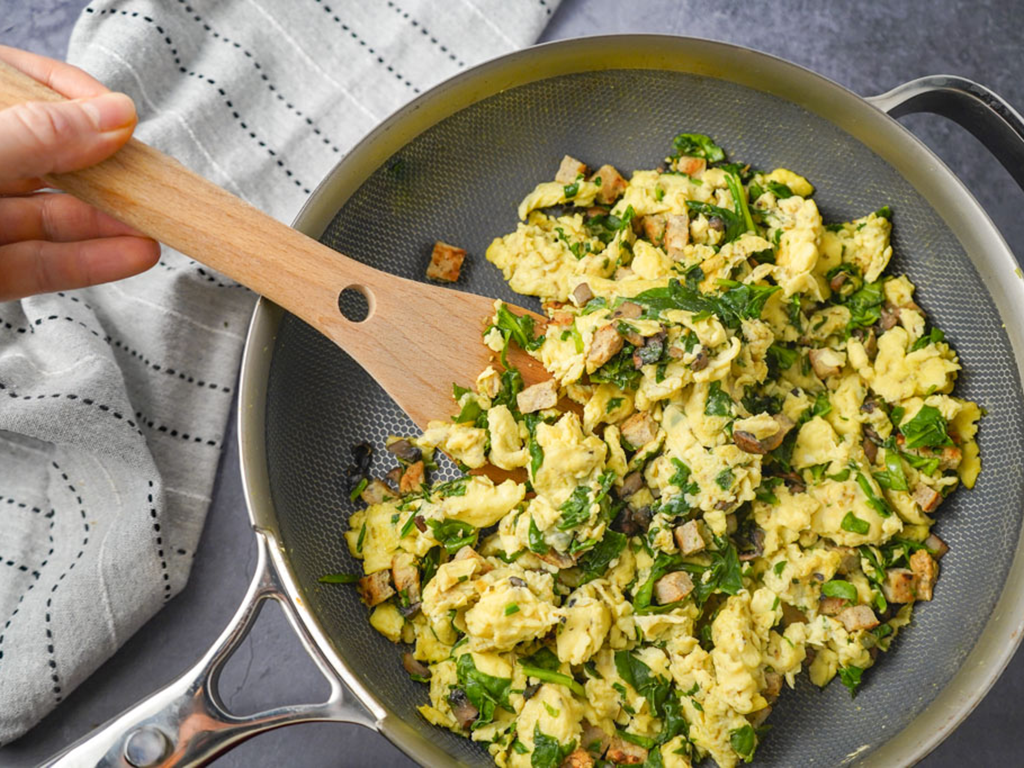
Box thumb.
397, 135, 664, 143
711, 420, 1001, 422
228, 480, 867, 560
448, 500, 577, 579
0, 92, 137, 183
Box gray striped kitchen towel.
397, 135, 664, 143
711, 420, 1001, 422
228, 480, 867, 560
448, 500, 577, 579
0, 0, 559, 742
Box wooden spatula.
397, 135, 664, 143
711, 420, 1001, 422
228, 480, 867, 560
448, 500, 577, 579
0, 60, 552, 433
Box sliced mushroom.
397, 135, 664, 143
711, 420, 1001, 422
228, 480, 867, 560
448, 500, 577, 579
738, 527, 765, 561
862, 438, 879, 465
829, 271, 848, 293
385, 466, 404, 488
572, 282, 595, 306
610, 301, 643, 320
808, 348, 846, 379
402, 652, 431, 679
448, 688, 479, 730
387, 438, 423, 463
538, 548, 577, 570
689, 347, 709, 371
620, 471, 645, 498
733, 414, 794, 455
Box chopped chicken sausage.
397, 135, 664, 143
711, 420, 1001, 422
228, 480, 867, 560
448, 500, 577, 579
357, 570, 394, 607
556, 154, 589, 184
517, 379, 559, 414
653, 571, 694, 604
426, 241, 466, 283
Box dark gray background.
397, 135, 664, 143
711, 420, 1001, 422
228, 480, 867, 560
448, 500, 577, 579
1, 1, 1021, 766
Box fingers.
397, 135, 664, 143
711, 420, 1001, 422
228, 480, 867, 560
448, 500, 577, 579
0, 194, 144, 245
0, 236, 160, 302
0, 92, 138, 182
0, 45, 109, 99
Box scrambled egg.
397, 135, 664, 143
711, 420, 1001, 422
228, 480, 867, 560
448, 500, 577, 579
336, 134, 982, 768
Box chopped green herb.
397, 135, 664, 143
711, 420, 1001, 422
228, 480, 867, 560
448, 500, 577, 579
730, 723, 757, 762
841, 511, 871, 535
671, 132, 725, 162
839, 664, 864, 698
350, 477, 368, 502
504, 603, 520, 616
318, 572, 360, 584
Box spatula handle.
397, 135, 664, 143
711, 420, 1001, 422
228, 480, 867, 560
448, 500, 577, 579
0, 58, 376, 339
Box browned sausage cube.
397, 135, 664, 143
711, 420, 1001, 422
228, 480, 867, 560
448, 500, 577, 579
653, 571, 694, 604
836, 604, 880, 632
360, 478, 394, 505
912, 484, 942, 514
426, 241, 466, 283
580, 721, 611, 757
641, 214, 667, 246
399, 460, 426, 494
606, 737, 647, 765
392, 552, 421, 604
620, 412, 658, 449
556, 154, 589, 184
910, 549, 939, 601
591, 165, 628, 205
664, 213, 690, 259
674, 520, 707, 556
763, 671, 783, 699
561, 748, 595, 768
517, 379, 559, 414
882, 568, 916, 604
587, 324, 624, 369
357, 570, 395, 607
675, 156, 707, 177
818, 596, 847, 616
924, 533, 949, 560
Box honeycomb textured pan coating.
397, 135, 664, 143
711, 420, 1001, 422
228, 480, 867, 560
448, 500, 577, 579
263, 69, 1024, 766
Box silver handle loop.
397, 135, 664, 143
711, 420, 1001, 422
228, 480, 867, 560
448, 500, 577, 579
866, 75, 1024, 192
43, 530, 376, 768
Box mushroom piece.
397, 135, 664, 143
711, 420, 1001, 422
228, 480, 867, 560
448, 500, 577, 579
836, 604, 880, 632
808, 348, 846, 379
517, 379, 559, 414
556, 154, 589, 184
862, 437, 879, 465
738, 527, 765, 562
587, 324, 625, 369
689, 347, 709, 371
356, 570, 395, 607
674, 520, 708, 556
447, 688, 479, 730
402, 652, 431, 679
572, 282, 595, 307
882, 568, 916, 604
538, 548, 577, 570
910, 549, 939, 601
912, 484, 942, 514
620, 412, 658, 449
386, 438, 423, 463
632, 330, 667, 368
610, 301, 643, 320
733, 414, 795, 455
399, 460, 426, 494
620, 471, 645, 498
653, 571, 694, 604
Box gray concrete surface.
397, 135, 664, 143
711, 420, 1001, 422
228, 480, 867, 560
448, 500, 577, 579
0, 1, 1021, 766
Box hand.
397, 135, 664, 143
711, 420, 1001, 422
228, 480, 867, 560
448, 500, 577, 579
0, 45, 159, 302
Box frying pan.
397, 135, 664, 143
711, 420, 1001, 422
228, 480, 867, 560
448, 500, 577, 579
46, 36, 1024, 767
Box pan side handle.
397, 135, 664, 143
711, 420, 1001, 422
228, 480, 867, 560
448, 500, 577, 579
41, 530, 376, 768
866, 75, 1024, 191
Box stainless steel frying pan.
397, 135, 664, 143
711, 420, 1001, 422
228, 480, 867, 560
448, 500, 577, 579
46, 36, 1024, 768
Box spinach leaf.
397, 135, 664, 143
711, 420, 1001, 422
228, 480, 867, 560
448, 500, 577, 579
669, 458, 700, 496
420, 546, 441, 587
519, 648, 586, 697
523, 413, 547, 477
687, 536, 744, 606
426, 519, 478, 554
767, 181, 794, 199
491, 368, 524, 416
714, 280, 782, 327
685, 200, 746, 244
842, 281, 885, 331
531, 725, 576, 768
899, 405, 953, 449
821, 579, 858, 602
577, 530, 627, 584
767, 343, 799, 371
705, 381, 734, 417
590, 345, 643, 390
856, 471, 893, 518
909, 326, 945, 352
614, 650, 672, 717
841, 511, 870, 535
730, 724, 757, 763
724, 171, 756, 234
454, 396, 488, 428
528, 516, 549, 554
838, 665, 863, 698
883, 449, 909, 491
495, 303, 545, 355
671, 132, 725, 162
318, 573, 360, 584
585, 205, 636, 244
455, 653, 512, 725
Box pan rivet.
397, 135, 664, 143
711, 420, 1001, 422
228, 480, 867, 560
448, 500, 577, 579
124, 726, 169, 767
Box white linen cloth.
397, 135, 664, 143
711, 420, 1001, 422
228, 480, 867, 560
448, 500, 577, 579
0, 0, 558, 742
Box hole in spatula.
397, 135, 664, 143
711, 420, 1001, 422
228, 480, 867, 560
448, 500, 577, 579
338, 285, 371, 323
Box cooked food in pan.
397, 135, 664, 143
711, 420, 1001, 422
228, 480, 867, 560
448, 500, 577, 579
333, 132, 982, 768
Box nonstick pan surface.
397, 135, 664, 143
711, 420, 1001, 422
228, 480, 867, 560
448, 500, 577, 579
249, 37, 1024, 767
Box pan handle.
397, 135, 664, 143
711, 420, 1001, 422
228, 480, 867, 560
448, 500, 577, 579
865, 75, 1024, 191
42, 531, 376, 768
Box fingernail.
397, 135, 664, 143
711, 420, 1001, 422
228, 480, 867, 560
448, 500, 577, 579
80, 92, 136, 132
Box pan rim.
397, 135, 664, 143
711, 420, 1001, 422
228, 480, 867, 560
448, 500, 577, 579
237, 34, 1024, 767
